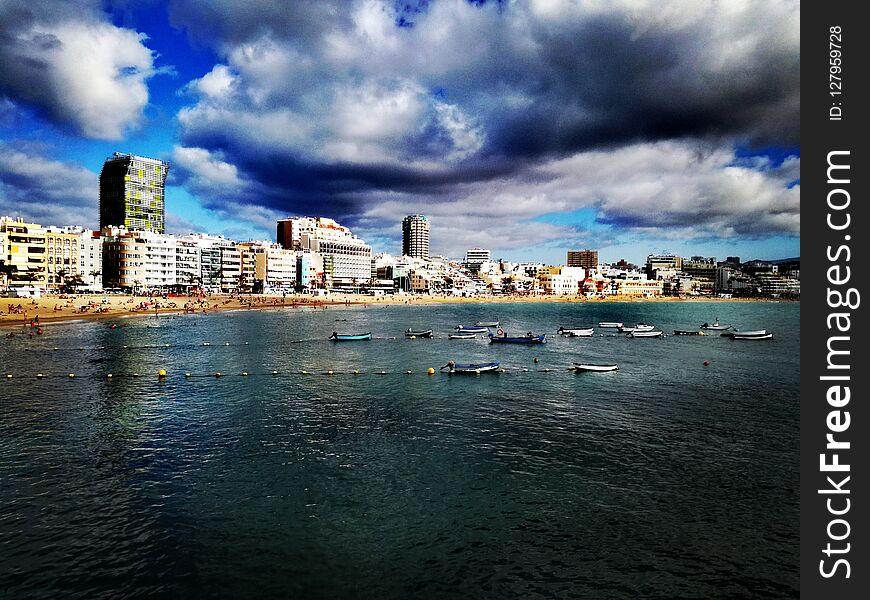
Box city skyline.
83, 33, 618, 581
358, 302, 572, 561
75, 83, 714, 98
0, 1, 799, 265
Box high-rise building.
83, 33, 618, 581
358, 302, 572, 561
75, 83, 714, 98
402, 214, 430, 259
99, 152, 169, 233
567, 249, 598, 271
276, 216, 372, 286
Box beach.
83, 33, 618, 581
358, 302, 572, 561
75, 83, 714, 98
0, 292, 793, 328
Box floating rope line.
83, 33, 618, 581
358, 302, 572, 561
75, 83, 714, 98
4, 366, 594, 380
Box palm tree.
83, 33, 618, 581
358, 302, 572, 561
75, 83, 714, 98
89, 269, 101, 292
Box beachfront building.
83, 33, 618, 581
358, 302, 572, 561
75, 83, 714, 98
464, 248, 490, 273
0, 217, 46, 295
567, 250, 598, 272
44, 226, 104, 292
646, 253, 682, 279
538, 266, 585, 295
402, 215, 430, 260
294, 218, 372, 288
611, 279, 664, 297
101, 228, 176, 291
175, 238, 201, 289
99, 153, 169, 234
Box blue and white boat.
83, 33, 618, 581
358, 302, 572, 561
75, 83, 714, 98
329, 332, 372, 341
441, 360, 500, 374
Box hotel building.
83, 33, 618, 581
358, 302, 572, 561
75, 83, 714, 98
402, 214, 430, 260
99, 153, 169, 234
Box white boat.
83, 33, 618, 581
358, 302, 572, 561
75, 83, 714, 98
558, 327, 594, 336
573, 363, 619, 372
701, 320, 731, 330
634, 323, 655, 331
448, 332, 477, 339
627, 330, 663, 338
598, 322, 623, 328
474, 321, 499, 327
441, 361, 500, 374
729, 330, 772, 340
455, 325, 488, 334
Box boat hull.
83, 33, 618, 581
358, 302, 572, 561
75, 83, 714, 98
405, 329, 433, 338
573, 363, 618, 372
447, 362, 500, 374
474, 321, 499, 327
627, 331, 663, 338
598, 322, 623, 328
558, 327, 594, 336
456, 327, 488, 334
730, 332, 773, 340
448, 333, 477, 339
330, 333, 372, 341
489, 334, 546, 344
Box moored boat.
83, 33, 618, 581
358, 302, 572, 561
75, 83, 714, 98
729, 330, 772, 340
455, 325, 489, 334
329, 332, 372, 341
488, 332, 546, 344
448, 332, 477, 339
558, 326, 594, 337
474, 321, 499, 327
598, 322, 624, 328
440, 360, 500, 374
627, 330, 663, 338
405, 328, 433, 338
573, 363, 619, 372
701, 320, 731, 330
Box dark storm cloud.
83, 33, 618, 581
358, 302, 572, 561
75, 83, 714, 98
165, 0, 798, 251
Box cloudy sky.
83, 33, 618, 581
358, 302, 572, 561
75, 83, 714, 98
0, 0, 799, 264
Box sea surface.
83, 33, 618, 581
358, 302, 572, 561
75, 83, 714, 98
1, 301, 799, 599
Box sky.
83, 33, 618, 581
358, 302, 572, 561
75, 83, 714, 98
0, 0, 800, 265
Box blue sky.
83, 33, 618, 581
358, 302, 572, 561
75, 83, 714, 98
0, 0, 800, 265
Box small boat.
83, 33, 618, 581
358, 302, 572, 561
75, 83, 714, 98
673, 330, 705, 336
329, 332, 372, 341
474, 321, 499, 327
729, 330, 772, 340
455, 325, 489, 334
627, 330, 663, 338
598, 322, 624, 328
441, 360, 500, 374
489, 333, 546, 344
558, 327, 594, 337
405, 328, 433, 338
573, 363, 619, 372
448, 332, 477, 339
701, 320, 731, 331
619, 323, 655, 333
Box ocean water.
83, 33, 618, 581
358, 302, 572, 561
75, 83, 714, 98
1, 301, 799, 599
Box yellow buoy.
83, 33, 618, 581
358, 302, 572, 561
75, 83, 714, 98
301, 370, 309, 374
68, 373, 75, 379
327, 370, 333, 375
353, 370, 360, 375
5, 374, 12, 379
158, 369, 167, 378
107, 374, 113, 378
427, 368, 435, 375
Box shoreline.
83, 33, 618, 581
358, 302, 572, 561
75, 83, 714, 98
1, 293, 797, 329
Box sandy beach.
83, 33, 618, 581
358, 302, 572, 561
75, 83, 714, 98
0, 292, 792, 330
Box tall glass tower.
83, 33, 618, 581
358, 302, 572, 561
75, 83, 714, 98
402, 214, 429, 259
99, 153, 169, 233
